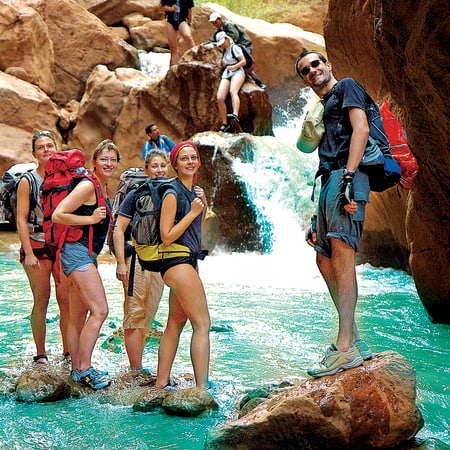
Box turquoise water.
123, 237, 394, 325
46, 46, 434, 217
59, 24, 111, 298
0, 250, 449, 449
1, 125, 449, 448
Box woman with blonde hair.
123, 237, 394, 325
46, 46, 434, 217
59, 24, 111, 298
16, 131, 70, 364
52, 140, 119, 390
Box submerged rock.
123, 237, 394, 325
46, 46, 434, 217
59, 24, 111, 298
238, 397, 266, 418
16, 367, 70, 403
205, 351, 423, 449
162, 387, 218, 417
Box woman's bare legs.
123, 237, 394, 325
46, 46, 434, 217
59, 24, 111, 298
217, 78, 231, 125
53, 263, 70, 355
229, 72, 245, 116
23, 259, 52, 360
156, 264, 210, 389
178, 22, 195, 49
167, 23, 179, 66
68, 264, 108, 372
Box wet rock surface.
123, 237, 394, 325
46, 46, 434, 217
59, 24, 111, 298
205, 352, 423, 449
15, 367, 71, 403
161, 387, 218, 417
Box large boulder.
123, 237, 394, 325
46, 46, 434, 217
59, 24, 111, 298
205, 352, 423, 449
191, 132, 269, 252
325, 0, 449, 323
191, 3, 325, 90
23, 0, 139, 105
0, 1, 55, 95
73, 0, 163, 25
0, 71, 60, 175
69, 46, 272, 192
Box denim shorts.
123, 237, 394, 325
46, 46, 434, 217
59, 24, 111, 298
315, 169, 370, 258
60, 241, 98, 276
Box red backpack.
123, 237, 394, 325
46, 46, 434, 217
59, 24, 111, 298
380, 100, 418, 190
40, 149, 112, 280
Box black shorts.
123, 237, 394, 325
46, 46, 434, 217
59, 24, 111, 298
160, 256, 197, 278
167, 17, 188, 31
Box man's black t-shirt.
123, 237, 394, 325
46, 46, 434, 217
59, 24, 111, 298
319, 78, 371, 173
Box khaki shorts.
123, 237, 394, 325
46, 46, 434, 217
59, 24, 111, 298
123, 257, 164, 331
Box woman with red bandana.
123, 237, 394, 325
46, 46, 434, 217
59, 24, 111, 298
155, 141, 210, 390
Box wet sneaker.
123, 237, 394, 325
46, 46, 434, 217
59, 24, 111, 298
91, 367, 108, 377
307, 344, 363, 378
354, 339, 373, 360
71, 369, 81, 382
79, 367, 110, 390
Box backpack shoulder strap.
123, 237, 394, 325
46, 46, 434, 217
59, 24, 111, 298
21, 171, 40, 209
230, 44, 240, 62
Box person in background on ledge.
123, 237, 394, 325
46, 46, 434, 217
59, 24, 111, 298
296, 50, 373, 378
160, 0, 195, 66
205, 12, 265, 89
215, 31, 246, 133
141, 123, 175, 160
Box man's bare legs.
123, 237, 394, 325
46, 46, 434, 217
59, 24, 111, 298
316, 238, 360, 351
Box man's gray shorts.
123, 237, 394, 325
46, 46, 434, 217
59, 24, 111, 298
315, 169, 370, 258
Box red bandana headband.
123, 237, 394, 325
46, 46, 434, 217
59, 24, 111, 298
170, 141, 201, 176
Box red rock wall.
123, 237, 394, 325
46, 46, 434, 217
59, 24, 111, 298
325, 0, 449, 323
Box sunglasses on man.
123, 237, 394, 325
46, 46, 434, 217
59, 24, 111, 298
300, 59, 322, 77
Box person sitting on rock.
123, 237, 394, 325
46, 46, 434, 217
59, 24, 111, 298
142, 123, 175, 160
215, 31, 246, 133
205, 12, 265, 89
160, 0, 195, 66
114, 149, 168, 374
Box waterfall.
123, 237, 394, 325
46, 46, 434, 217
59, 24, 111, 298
138, 50, 171, 77
229, 87, 319, 254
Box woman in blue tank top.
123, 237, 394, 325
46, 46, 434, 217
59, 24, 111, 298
156, 141, 210, 390
52, 140, 119, 390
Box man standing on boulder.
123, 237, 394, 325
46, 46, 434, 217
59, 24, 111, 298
141, 123, 175, 160
296, 50, 373, 378
205, 12, 265, 89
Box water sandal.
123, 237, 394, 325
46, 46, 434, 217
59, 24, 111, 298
227, 113, 240, 124
219, 123, 232, 132
33, 354, 48, 364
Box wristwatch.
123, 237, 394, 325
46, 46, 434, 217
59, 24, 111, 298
343, 169, 356, 178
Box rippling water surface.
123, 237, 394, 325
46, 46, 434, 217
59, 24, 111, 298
0, 237, 449, 449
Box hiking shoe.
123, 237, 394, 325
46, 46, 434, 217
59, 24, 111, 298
90, 367, 108, 377
79, 367, 110, 390
307, 344, 363, 378
354, 339, 373, 360
71, 369, 81, 382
